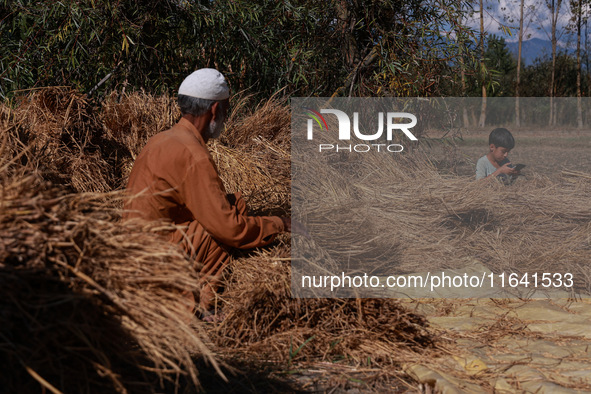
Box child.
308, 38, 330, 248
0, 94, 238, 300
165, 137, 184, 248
475, 128, 520, 181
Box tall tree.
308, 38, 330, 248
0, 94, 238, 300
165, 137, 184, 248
548, 0, 564, 126
516, 0, 525, 127
571, 0, 587, 128
479, 0, 487, 127
586, 13, 591, 95
485, 35, 516, 96
458, 13, 471, 128
444, 1, 477, 126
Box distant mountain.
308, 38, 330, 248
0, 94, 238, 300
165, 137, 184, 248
506, 38, 574, 66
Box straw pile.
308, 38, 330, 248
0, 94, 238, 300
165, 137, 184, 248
101, 91, 179, 184
101, 90, 179, 158
3, 87, 113, 193
1, 88, 180, 193
291, 123, 591, 294
4, 87, 589, 390
221, 94, 290, 149
207, 100, 437, 367
215, 244, 434, 365
213, 97, 291, 215
0, 135, 214, 392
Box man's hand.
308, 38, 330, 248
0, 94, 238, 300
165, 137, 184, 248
281, 217, 291, 232
281, 217, 310, 238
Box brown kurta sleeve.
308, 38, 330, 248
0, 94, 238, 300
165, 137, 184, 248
178, 153, 284, 248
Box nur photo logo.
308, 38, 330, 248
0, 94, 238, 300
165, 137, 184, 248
303, 107, 418, 153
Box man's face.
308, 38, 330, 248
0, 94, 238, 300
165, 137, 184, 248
490, 144, 510, 163
206, 100, 229, 139
207, 117, 224, 139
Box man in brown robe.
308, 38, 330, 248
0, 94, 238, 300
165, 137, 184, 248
124, 68, 291, 317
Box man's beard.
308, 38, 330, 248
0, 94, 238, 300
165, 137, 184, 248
206, 117, 224, 139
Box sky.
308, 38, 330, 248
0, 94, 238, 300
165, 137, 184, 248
465, 0, 580, 46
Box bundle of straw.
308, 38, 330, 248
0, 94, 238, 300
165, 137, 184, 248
5, 87, 112, 193
213, 97, 291, 216
221, 95, 290, 149
101, 91, 179, 159
101, 91, 179, 185
214, 242, 434, 365
0, 152, 214, 393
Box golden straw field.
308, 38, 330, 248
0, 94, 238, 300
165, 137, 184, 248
2, 88, 591, 393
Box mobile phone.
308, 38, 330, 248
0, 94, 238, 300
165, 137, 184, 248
512, 164, 526, 171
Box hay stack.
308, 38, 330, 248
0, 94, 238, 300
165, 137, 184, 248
221, 96, 290, 149
0, 88, 180, 193
213, 97, 291, 216
101, 91, 179, 158
215, 242, 434, 365
292, 126, 591, 292
0, 145, 214, 392
205, 98, 436, 366
4, 87, 112, 193
101, 91, 179, 184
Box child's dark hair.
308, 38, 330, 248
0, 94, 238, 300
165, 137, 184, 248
489, 128, 515, 149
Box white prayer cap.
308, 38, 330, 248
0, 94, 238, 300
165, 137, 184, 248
178, 68, 229, 100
